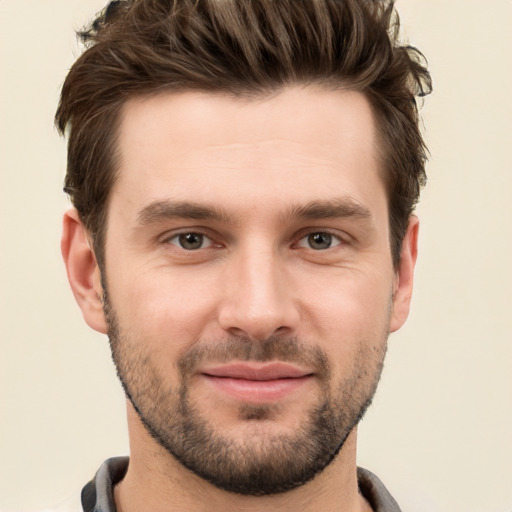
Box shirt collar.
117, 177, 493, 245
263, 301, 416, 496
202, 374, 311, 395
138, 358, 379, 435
82, 457, 401, 512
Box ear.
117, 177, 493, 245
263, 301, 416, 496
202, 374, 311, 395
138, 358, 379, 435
61, 209, 108, 334
389, 216, 419, 333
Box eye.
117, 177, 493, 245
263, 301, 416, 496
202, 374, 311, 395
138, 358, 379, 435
297, 232, 342, 250
167, 232, 213, 250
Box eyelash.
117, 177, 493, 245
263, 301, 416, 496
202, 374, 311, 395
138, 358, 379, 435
163, 229, 346, 252
165, 231, 217, 251
295, 231, 343, 251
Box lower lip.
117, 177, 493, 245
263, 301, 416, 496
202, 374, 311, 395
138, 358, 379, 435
202, 375, 313, 403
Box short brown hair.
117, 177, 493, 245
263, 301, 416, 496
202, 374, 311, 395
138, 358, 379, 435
56, 0, 431, 268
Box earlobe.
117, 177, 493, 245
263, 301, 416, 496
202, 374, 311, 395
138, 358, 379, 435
389, 216, 419, 333
61, 209, 108, 334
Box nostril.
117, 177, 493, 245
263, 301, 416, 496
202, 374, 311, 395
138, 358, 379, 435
227, 327, 247, 338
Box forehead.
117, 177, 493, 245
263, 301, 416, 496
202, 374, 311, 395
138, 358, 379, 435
112, 86, 385, 220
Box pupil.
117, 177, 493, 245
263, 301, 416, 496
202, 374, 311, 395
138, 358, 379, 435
179, 233, 203, 250
309, 232, 331, 250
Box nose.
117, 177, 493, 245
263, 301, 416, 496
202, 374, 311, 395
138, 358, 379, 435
218, 246, 300, 341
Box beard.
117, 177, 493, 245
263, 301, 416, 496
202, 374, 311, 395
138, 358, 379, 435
103, 290, 387, 496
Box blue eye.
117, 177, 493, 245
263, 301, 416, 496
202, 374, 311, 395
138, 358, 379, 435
298, 232, 341, 250
168, 233, 213, 250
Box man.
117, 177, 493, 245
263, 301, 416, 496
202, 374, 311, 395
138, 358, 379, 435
57, 0, 431, 510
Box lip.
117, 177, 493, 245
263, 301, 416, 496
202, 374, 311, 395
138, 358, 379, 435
200, 362, 314, 403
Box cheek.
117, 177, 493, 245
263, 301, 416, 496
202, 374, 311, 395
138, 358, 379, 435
299, 267, 393, 335
108, 265, 221, 357
295, 266, 392, 377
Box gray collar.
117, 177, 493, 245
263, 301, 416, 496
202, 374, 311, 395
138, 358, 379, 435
82, 457, 401, 512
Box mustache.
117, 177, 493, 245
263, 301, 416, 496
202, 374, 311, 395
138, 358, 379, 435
177, 335, 331, 379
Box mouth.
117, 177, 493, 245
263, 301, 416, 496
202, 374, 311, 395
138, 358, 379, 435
199, 362, 314, 403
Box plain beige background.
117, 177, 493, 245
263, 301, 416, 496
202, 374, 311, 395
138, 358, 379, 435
1, 1, 511, 511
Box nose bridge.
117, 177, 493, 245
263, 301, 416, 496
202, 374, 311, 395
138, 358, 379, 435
219, 240, 298, 340
243, 245, 281, 311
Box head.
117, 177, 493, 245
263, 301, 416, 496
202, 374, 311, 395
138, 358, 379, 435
58, 0, 430, 497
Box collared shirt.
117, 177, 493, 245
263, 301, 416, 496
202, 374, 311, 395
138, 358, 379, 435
81, 457, 402, 512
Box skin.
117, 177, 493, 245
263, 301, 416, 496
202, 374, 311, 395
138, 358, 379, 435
62, 86, 418, 512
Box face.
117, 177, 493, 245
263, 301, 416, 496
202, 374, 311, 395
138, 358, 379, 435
86, 87, 414, 494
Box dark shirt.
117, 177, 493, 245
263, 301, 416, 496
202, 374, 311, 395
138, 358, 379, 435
82, 457, 402, 512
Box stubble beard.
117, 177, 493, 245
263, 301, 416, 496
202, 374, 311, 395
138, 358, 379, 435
103, 291, 387, 496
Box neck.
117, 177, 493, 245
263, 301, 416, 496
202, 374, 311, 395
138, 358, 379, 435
114, 403, 372, 512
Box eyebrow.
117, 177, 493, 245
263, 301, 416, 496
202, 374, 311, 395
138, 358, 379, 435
137, 197, 373, 226
287, 198, 373, 222
137, 200, 235, 225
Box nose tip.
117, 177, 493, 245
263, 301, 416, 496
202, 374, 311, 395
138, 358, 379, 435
219, 308, 296, 342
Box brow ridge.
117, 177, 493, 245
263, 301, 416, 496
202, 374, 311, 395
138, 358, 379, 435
138, 200, 234, 225
137, 196, 373, 227
286, 197, 372, 221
